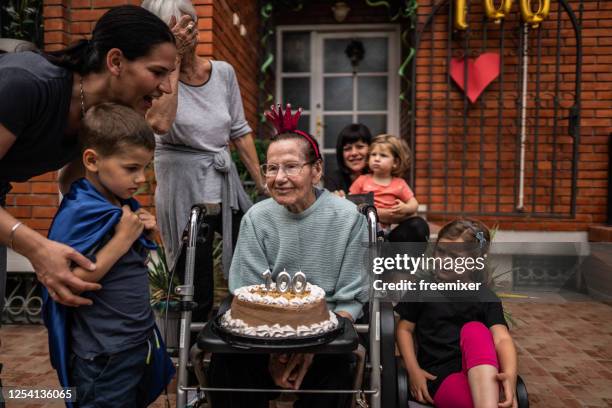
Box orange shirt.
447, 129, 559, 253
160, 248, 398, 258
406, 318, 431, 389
349, 174, 414, 209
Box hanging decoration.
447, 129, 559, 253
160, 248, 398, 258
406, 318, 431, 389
365, 0, 419, 103
344, 39, 365, 74
455, 0, 551, 30
258, 1, 304, 123
454, 0, 469, 30
484, 0, 514, 23
519, 0, 551, 27
449, 52, 501, 103
455, 0, 514, 30
258, 0, 419, 125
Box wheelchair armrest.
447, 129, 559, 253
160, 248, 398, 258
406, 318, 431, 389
380, 302, 398, 407
397, 356, 410, 407
397, 359, 530, 408
346, 192, 375, 207
517, 375, 529, 408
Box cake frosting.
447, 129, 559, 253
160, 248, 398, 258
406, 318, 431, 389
220, 283, 339, 338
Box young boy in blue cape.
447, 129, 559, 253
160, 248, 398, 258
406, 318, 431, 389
43, 103, 174, 408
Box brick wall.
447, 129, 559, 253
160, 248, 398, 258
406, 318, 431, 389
6, 0, 260, 235
275, 0, 391, 24
212, 0, 259, 127
411, 0, 611, 231
6, 0, 611, 234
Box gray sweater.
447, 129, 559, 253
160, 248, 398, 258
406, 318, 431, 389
154, 60, 252, 268
229, 190, 369, 320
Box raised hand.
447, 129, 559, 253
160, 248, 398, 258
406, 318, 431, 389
169, 15, 198, 58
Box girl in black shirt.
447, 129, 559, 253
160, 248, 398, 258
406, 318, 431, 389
395, 219, 518, 408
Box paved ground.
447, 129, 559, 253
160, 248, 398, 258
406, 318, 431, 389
1, 300, 612, 407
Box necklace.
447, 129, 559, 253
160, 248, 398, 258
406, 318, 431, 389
79, 76, 86, 117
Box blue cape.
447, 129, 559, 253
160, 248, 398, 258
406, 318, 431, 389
43, 178, 175, 407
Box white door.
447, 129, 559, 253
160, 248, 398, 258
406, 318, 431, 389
277, 26, 400, 174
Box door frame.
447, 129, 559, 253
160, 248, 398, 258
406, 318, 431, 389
276, 24, 401, 158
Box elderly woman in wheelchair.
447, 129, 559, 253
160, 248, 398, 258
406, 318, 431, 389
207, 105, 368, 408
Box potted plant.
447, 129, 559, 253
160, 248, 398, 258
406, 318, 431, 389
148, 245, 181, 350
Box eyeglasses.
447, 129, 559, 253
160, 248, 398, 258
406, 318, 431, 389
260, 161, 314, 177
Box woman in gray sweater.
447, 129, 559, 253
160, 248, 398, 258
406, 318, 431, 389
142, 0, 266, 322
209, 105, 368, 408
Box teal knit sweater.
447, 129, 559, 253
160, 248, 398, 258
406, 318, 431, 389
228, 189, 369, 320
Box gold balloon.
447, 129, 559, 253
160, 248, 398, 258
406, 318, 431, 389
484, 0, 514, 22
520, 0, 550, 27
455, 0, 513, 30
454, 0, 469, 30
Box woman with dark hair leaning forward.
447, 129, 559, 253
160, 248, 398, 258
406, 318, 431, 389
0, 5, 181, 309
143, 0, 266, 322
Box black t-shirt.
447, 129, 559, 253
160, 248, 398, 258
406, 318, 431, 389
0, 52, 77, 186
394, 288, 507, 396
71, 241, 155, 359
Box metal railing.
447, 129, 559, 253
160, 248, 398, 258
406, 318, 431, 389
409, 0, 583, 218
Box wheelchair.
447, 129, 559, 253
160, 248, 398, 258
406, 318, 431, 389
168, 202, 529, 408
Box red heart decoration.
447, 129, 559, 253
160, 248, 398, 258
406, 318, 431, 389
449, 53, 500, 103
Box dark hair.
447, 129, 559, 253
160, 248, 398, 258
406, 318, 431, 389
44, 5, 175, 75
80, 103, 155, 156
332, 123, 372, 190
335, 123, 373, 176
371, 134, 411, 178
436, 218, 492, 284
437, 218, 491, 255
271, 131, 322, 163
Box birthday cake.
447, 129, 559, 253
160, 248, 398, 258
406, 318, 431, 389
220, 274, 338, 338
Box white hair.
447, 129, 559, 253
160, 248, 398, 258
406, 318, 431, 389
141, 0, 197, 25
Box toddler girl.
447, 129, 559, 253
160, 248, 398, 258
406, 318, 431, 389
395, 219, 518, 408
349, 134, 425, 240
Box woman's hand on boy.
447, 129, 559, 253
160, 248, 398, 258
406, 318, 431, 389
116, 206, 144, 247
409, 368, 436, 405
33, 238, 100, 306
497, 372, 518, 408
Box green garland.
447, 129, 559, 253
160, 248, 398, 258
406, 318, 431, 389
365, 0, 419, 102
258, 0, 304, 123
257, 0, 418, 124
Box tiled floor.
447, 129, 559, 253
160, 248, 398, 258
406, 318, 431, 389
505, 301, 612, 408
0, 324, 175, 408
1, 300, 612, 407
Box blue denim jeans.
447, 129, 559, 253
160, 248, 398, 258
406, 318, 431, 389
70, 339, 154, 408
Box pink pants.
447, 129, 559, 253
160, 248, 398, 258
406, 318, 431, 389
433, 321, 499, 408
